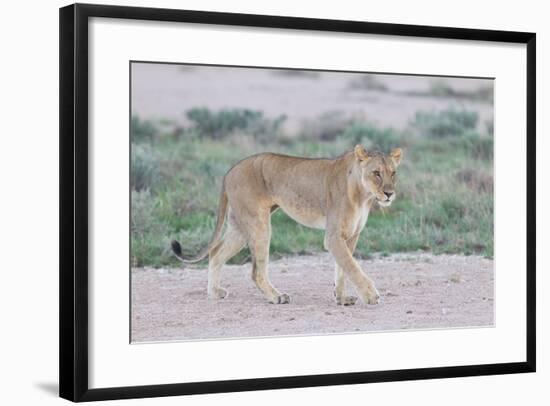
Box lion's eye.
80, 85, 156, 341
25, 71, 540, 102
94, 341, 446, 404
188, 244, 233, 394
373, 171, 381, 178
391, 172, 396, 178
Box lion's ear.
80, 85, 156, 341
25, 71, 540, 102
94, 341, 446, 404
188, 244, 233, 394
390, 148, 403, 167
354, 145, 369, 162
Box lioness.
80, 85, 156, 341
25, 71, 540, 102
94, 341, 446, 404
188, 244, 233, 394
171, 145, 402, 306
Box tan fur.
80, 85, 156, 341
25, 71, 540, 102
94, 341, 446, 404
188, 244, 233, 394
172, 145, 403, 305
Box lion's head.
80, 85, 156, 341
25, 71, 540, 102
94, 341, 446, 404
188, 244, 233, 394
354, 145, 403, 207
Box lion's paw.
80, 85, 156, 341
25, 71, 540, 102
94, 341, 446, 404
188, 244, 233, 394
366, 287, 380, 305
272, 293, 291, 304
208, 287, 228, 299
337, 295, 358, 306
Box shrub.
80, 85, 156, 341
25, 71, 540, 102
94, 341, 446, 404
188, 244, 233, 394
246, 114, 287, 144
349, 75, 388, 91
300, 111, 356, 141
342, 123, 401, 152
186, 108, 258, 138
412, 108, 478, 138
463, 134, 493, 160
131, 143, 160, 192
427, 81, 456, 98
131, 189, 158, 235
197, 160, 231, 179
485, 119, 494, 136
455, 168, 493, 193
186, 107, 285, 142
451, 133, 493, 160
412, 81, 493, 103
131, 116, 158, 143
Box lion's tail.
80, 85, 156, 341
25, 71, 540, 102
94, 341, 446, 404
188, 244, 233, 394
171, 183, 228, 264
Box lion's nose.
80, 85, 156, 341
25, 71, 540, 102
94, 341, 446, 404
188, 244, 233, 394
384, 191, 394, 199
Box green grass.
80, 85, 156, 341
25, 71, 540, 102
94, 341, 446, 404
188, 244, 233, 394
131, 108, 493, 267
411, 107, 479, 138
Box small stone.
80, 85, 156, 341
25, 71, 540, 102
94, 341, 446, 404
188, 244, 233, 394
450, 273, 461, 283
406, 310, 413, 314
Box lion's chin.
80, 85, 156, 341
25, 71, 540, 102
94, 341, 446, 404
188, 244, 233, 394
377, 200, 392, 208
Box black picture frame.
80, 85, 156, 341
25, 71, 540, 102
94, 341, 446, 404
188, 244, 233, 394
59, 3, 536, 402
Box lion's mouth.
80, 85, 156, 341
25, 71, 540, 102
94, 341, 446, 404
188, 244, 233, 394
377, 199, 392, 207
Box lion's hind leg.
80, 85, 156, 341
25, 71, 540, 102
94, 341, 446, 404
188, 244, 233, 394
207, 222, 246, 299
246, 209, 290, 304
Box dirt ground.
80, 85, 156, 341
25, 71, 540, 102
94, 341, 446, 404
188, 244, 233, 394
131, 253, 494, 342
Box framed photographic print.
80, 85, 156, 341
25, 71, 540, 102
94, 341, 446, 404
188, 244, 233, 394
59, 3, 536, 402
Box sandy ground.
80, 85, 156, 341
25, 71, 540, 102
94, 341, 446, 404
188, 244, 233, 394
131, 253, 493, 342
131, 63, 493, 133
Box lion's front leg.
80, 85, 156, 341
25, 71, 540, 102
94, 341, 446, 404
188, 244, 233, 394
334, 233, 360, 306
328, 235, 379, 305
334, 264, 358, 306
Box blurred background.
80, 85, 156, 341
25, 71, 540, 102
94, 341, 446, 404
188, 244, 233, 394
130, 62, 494, 268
